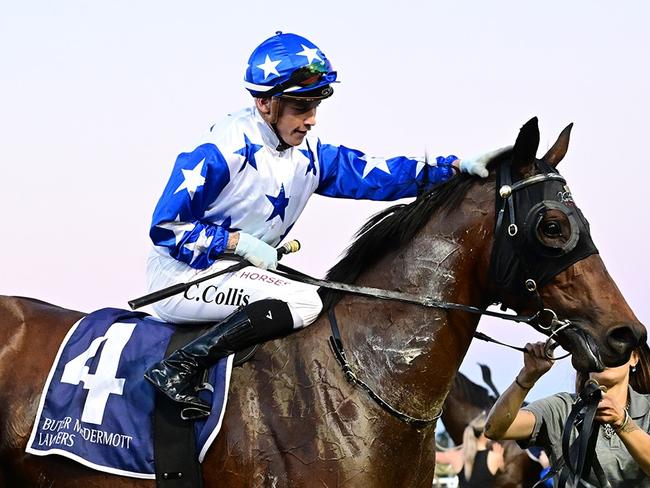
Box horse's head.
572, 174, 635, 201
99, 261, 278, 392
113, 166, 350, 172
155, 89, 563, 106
489, 117, 646, 372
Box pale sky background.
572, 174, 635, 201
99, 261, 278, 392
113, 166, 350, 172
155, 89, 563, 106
2, 1, 649, 413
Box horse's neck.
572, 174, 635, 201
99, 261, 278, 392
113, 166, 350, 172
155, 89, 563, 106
333, 211, 493, 420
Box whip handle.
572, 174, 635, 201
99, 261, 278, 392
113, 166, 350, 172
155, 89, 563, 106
128, 283, 189, 310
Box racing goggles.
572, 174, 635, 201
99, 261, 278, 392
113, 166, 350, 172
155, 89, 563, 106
266, 63, 337, 97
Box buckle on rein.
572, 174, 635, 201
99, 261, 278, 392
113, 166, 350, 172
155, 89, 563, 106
534, 308, 573, 360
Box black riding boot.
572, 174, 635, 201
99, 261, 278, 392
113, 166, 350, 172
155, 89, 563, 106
144, 299, 294, 419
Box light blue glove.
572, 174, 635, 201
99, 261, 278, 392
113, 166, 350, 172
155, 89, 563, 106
234, 232, 278, 270
459, 146, 512, 178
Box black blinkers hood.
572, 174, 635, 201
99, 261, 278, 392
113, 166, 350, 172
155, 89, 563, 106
488, 158, 599, 301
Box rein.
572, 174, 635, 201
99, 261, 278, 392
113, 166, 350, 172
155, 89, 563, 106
274, 265, 541, 324
129, 159, 587, 444
274, 263, 571, 430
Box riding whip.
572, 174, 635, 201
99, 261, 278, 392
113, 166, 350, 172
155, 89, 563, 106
128, 239, 301, 310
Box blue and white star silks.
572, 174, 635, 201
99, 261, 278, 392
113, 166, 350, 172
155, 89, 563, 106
184, 228, 214, 265
149, 106, 457, 270
220, 216, 239, 232
266, 184, 290, 222
155, 215, 196, 246
244, 33, 335, 98
359, 155, 391, 178
235, 134, 263, 172
174, 159, 206, 199
299, 148, 316, 176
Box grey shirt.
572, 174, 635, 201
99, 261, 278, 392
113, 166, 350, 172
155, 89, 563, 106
520, 387, 650, 488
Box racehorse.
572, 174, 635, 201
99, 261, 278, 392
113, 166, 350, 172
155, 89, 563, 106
441, 369, 542, 488
441, 369, 497, 445
0, 118, 646, 487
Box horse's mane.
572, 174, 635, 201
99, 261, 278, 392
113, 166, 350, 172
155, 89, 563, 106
319, 174, 477, 310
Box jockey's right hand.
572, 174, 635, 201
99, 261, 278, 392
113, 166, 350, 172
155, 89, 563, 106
459, 145, 512, 178
234, 232, 278, 270
520, 342, 555, 385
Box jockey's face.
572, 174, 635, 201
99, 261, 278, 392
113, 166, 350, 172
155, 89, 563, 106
276, 98, 320, 146
257, 97, 320, 147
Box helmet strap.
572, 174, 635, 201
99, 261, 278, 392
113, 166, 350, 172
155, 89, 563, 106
259, 97, 291, 151
269, 97, 281, 125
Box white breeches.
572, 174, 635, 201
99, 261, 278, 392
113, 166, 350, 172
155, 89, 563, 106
146, 251, 323, 328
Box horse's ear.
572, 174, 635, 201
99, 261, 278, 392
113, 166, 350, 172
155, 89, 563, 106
542, 123, 573, 168
511, 117, 540, 172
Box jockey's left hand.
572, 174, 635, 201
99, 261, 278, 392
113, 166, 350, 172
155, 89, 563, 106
234, 232, 278, 270
459, 145, 512, 178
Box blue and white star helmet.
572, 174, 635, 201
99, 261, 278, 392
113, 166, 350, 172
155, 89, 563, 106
244, 32, 337, 100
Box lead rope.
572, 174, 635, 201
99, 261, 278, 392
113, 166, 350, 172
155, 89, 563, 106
534, 380, 611, 488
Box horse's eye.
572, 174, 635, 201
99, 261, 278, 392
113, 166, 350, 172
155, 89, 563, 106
542, 221, 562, 237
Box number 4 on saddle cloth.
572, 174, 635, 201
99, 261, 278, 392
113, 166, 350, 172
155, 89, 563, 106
26, 308, 232, 479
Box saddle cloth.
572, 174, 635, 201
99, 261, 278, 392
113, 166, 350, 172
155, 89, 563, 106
26, 308, 233, 479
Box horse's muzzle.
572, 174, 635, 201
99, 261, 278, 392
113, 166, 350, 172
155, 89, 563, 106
564, 321, 646, 372
568, 328, 605, 372
603, 323, 647, 367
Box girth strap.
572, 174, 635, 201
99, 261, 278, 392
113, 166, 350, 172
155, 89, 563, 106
153, 326, 208, 487
327, 308, 441, 429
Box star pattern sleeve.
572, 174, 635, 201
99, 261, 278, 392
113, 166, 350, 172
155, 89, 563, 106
315, 140, 457, 200
149, 143, 232, 269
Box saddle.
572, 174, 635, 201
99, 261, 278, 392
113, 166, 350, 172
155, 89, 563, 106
27, 308, 237, 487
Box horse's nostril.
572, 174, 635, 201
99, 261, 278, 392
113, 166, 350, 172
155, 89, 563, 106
607, 325, 640, 355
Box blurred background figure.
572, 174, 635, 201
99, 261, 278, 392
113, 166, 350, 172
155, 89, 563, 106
436, 412, 505, 488
434, 430, 459, 488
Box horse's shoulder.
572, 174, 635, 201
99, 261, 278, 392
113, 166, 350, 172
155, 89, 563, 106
225, 314, 337, 408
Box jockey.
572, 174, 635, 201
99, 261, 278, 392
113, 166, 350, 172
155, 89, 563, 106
144, 32, 507, 419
